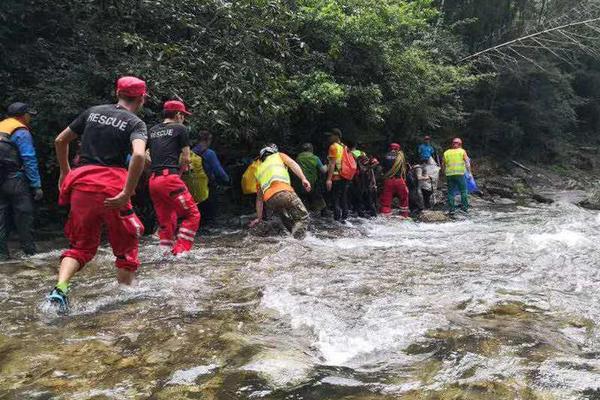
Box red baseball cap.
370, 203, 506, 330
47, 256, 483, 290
163, 100, 192, 115
116, 76, 147, 97
389, 143, 401, 151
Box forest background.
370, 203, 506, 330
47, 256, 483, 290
1, 0, 599, 203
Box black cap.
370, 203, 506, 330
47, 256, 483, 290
7, 102, 38, 117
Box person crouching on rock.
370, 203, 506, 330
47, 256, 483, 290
249, 144, 311, 239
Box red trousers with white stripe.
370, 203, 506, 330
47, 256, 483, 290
379, 177, 409, 217
149, 172, 200, 254
62, 189, 143, 272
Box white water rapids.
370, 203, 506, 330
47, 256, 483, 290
1, 200, 599, 399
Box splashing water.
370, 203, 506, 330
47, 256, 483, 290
1, 201, 600, 399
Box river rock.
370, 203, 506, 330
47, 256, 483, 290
418, 210, 451, 223
579, 187, 600, 210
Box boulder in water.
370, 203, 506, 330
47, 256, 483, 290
418, 210, 451, 223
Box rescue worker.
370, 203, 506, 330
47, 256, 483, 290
442, 137, 471, 213
192, 130, 230, 226
418, 135, 438, 164
295, 142, 327, 213
0, 102, 43, 260
147, 100, 200, 255
325, 128, 350, 222
249, 144, 311, 239
379, 143, 409, 217
47, 76, 148, 313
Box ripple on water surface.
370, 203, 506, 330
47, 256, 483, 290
0, 203, 599, 399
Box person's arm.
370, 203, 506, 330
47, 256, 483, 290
249, 187, 264, 227
12, 129, 42, 195
316, 157, 328, 174
464, 152, 471, 174
55, 127, 79, 190
104, 139, 146, 208
280, 153, 311, 192
204, 150, 230, 184
180, 146, 191, 172
326, 145, 336, 191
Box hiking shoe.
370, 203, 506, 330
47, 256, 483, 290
47, 287, 69, 314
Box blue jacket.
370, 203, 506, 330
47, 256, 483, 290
10, 128, 42, 188
418, 143, 436, 161
192, 145, 230, 184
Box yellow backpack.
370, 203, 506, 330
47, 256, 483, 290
181, 152, 209, 203
241, 160, 260, 194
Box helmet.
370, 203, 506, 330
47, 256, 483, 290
259, 144, 278, 159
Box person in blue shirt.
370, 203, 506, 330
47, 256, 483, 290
192, 130, 230, 226
417, 135, 438, 164
0, 102, 43, 260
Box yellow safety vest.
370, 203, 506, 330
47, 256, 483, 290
331, 142, 344, 175
181, 152, 209, 203
443, 148, 467, 176
255, 153, 290, 193
0, 118, 26, 136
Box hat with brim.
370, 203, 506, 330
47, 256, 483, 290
116, 76, 147, 98
7, 102, 38, 116
163, 100, 192, 116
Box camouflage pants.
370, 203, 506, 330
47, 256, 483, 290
266, 190, 309, 239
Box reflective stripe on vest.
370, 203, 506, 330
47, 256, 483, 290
443, 148, 466, 176
0, 118, 27, 137
255, 153, 291, 193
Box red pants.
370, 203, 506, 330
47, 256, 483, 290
379, 177, 409, 217
149, 173, 200, 254
62, 189, 143, 272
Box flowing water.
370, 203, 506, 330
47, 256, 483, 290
1, 201, 600, 399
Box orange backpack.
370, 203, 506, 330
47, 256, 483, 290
340, 146, 358, 180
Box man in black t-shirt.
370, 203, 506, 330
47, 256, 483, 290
148, 100, 200, 255
47, 76, 148, 314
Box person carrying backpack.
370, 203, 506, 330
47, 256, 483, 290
379, 143, 409, 217
325, 128, 356, 222
0, 102, 43, 260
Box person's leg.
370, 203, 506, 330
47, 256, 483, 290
379, 179, 394, 214
340, 180, 350, 221
200, 182, 217, 226
171, 179, 201, 255
398, 179, 410, 218
104, 205, 143, 284
331, 180, 342, 221
0, 182, 10, 259
9, 177, 36, 255
422, 189, 432, 209
50, 190, 103, 311
446, 176, 458, 212
288, 192, 309, 239
149, 176, 177, 250
458, 175, 469, 211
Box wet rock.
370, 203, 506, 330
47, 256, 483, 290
418, 210, 451, 223
578, 188, 600, 210
241, 350, 314, 388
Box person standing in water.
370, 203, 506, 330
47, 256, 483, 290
48, 76, 148, 313
147, 100, 200, 255
379, 143, 409, 217
442, 137, 470, 213
249, 144, 311, 239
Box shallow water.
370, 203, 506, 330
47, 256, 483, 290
1, 202, 600, 399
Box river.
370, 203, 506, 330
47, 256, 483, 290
1, 201, 599, 399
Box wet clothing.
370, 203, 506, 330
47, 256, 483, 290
380, 150, 409, 216
418, 143, 436, 162
147, 122, 189, 172
255, 153, 293, 202
0, 175, 36, 257
60, 104, 147, 269
69, 104, 147, 167
265, 190, 309, 239
328, 142, 344, 180
0, 118, 41, 258
149, 171, 200, 254
447, 174, 469, 212
331, 179, 350, 221
59, 165, 143, 271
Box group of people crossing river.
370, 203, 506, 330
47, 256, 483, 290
1, 76, 474, 314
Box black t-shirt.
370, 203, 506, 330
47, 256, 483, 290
69, 104, 147, 167
147, 122, 189, 172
